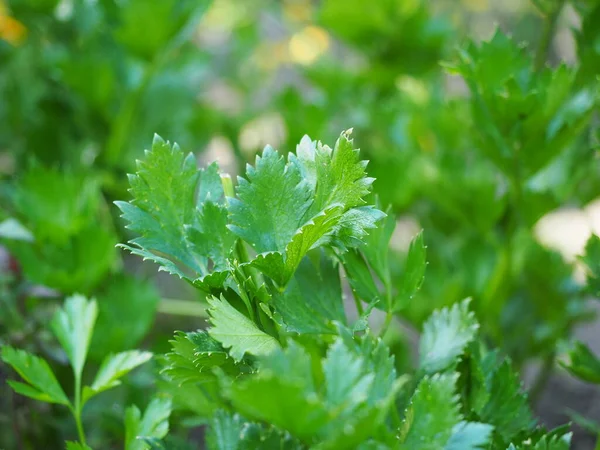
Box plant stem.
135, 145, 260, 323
534, 0, 566, 71
157, 298, 208, 317
528, 351, 556, 405
379, 311, 393, 339
73, 373, 86, 446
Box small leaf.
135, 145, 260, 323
445, 421, 494, 450
0, 218, 34, 241
1, 346, 70, 405
395, 230, 426, 312
125, 397, 172, 450
83, 350, 153, 404
207, 296, 279, 361
560, 341, 600, 384
419, 299, 479, 374
51, 294, 98, 379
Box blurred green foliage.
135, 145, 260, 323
0, 0, 600, 447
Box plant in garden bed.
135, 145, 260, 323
109, 131, 572, 448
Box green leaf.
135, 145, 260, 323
271, 252, 346, 334
323, 339, 374, 410
581, 234, 600, 296
232, 131, 383, 286
206, 409, 245, 450
162, 330, 238, 385
116, 136, 234, 285
229, 145, 312, 254
472, 351, 535, 440
419, 299, 479, 374
399, 373, 461, 450
1, 346, 70, 405
508, 428, 572, 449
207, 296, 279, 361
298, 130, 375, 217
51, 294, 98, 379
445, 422, 494, 450
560, 341, 600, 384
125, 397, 172, 450
227, 343, 328, 440
83, 350, 153, 404
395, 230, 426, 312
206, 410, 302, 450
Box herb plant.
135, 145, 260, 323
1, 294, 156, 448
111, 131, 571, 448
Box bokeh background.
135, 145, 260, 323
1, 0, 600, 448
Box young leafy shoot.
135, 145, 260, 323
125, 397, 173, 450
1, 294, 152, 447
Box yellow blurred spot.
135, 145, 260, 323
253, 41, 289, 71
288, 26, 330, 66
283, 0, 313, 23
396, 75, 430, 105
239, 113, 287, 157
0, 6, 27, 45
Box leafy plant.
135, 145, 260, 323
1, 294, 152, 447
114, 132, 573, 448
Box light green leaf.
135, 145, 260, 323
395, 230, 426, 312
206, 410, 245, 450
162, 330, 238, 385
419, 299, 479, 374
560, 341, 600, 384
125, 397, 172, 450
445, 422, 494, 450
227, 343, 328, 440
83, 350, 153, 404
207, 296, 279, 361
399, 373, 461, 450
323, 339, 374, 410
51, 294, 98, 379
298, 130, 375, 218
1, 346, 70, 405
0, 218, 34, 241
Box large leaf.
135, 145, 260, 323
1, 346, 70, 405
271, 253, 346, 334
116, 136, 234, 284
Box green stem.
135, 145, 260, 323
528, 351, 555, 405
534, 0, 566, 71
157, 298, 208, 317
73, 373, 86, 446
379, 311, 393, 339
